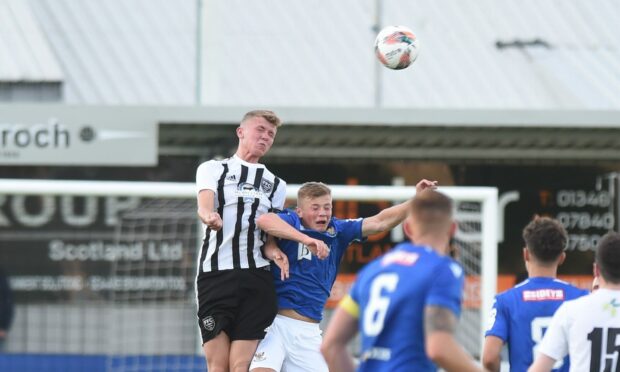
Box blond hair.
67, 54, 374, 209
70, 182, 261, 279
241, 110, 282, 127
297, 182, 331, 201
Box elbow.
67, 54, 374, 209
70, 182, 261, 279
320, 342, 334, 364
426, 344, 448, 365
425, 333, 454, 367
426, 342, 445, 365
256, 213, 273, 231
481, 355, 500, 372
320, 340, 346, 368
319, 342, 329, 359
365, 221, 388, 237
373, 222, 389, 234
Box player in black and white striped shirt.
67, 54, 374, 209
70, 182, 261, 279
197, 153, 285, 272
196, 110, 328, 372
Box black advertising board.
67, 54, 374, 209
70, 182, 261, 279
0, 195, 196, 303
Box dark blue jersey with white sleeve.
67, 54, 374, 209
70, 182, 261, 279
484, 277, 588, 372
270, 210, 363, 321
349, 242, 465, 372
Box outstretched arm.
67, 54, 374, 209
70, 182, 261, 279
257, 213, 330, 259
361, 179, 437, 237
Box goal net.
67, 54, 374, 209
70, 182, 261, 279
107, 198, 202, 372
0, 180, 496, 371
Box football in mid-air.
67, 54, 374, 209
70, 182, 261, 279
374, 25, 419, 70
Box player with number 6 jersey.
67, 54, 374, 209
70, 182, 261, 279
483, 217, 588, 372
347, 239, 464, 370
322, 190, 481, 372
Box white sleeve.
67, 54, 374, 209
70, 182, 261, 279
271, 179, 287, 211
195, 161, 220, 194
537, 302, 570, 362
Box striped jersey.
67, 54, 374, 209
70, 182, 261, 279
538, 288, 620, 372
485, 277, 588, 372
196, 155, 287, 272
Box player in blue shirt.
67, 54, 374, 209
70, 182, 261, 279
249, 180, 437, 372
321, 190, 481, 372
482, 217, 589, 372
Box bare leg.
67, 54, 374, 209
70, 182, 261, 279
230, 339, 260, 372
203, 331, 231, 372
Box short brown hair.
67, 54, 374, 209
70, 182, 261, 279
410, 190, 453, 233
522, 216, 567, 264
241, 110, 282, 127
298, 182, 331, 201
596, 232, 620, 284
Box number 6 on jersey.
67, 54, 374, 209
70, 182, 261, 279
363, 273, 399, 336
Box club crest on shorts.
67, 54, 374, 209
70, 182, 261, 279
202, 316, 215, 331
253, 351, 266, 362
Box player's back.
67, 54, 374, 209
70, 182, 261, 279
540, 288, 620, 372
352, 242, 464, 372
487, 277, 588, 372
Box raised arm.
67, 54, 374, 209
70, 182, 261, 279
361, 179, 437, 237
257, 213, 329, 259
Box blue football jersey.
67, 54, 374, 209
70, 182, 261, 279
485, 277, 589, 372
270, 209, 363, 321
349, 242, 465, 372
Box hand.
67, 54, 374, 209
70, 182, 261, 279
204, 212, 223, 231
271, 249, 290, 280
305, 238, 330, 260
416, 179, 438, 194
592, 276, 600, 291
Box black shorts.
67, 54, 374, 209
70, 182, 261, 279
196, 267, 277, 344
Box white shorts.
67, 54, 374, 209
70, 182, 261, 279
249, 314, 328, 372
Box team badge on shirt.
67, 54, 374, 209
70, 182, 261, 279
261, 179, 273, 194
326, 226, 336, 237
603, 298, 620, 316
